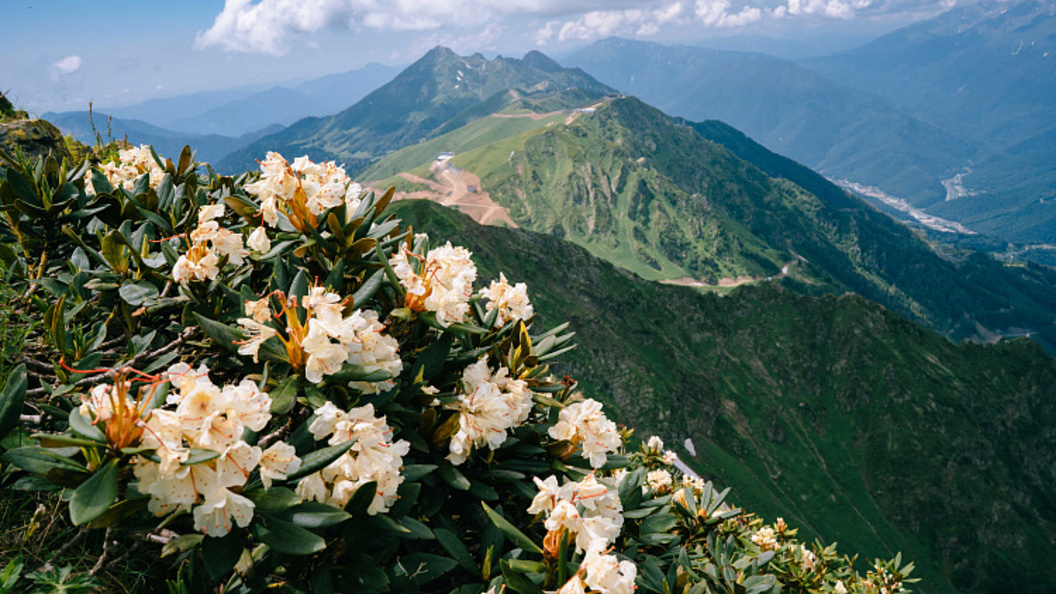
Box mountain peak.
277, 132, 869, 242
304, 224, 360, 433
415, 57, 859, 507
421, 46, 459, 63
521, 50, 562, 72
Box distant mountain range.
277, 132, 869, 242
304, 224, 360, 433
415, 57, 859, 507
40, 110, 284, 165
216, 48, 613, 175
561, 37, 977, 210
806, 0, 1056, 242
107, 62, 399, 138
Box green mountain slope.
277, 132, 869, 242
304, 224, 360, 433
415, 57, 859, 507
394, 198, 1056, 594
445, 97, 1056, 348
562, 37, 976, 209
217, 47, 612, 175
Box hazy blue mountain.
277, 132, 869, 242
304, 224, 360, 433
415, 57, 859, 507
805, 0, 1056, 241
42, 111, 281, 165
216, 47, 613, 175
108, 63, 399, 138
562, 37, 976, 209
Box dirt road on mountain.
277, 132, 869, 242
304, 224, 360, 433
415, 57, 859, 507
376, 162, 518, 228
662, 262, 797, 289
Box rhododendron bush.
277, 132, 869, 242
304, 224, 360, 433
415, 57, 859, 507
0, 145, 916, 592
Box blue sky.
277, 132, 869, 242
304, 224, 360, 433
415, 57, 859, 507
2, 0, 967, 114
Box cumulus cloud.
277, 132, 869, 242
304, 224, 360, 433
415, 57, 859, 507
52, 55, 82, 75
196, 0, 669, 55
196, 0, 949, 54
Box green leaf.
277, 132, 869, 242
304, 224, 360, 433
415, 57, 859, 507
245, 487, 301, 512
86, 497, 148, 528
343, 480, 379, 517
435, 528, 479, 577
276, 501, 351, 529
0, 364, 26, 441
500, 560, 545, 594
253, 516, 326, 555
182, 448, 221, 466
70, 458, 119, 525
326, 364, 393, 384
269, 375, 298, 415
395, 552, 458, 586
480, 502, 542, 555
67, 409, 106, 443
4, 446, 87, 474
351, 268, 386, 308
286, 438, 357, 481
202, 530, 244, 581
402, 464, 438, 482
118, 281, 159, 306
438, 465, 471, 491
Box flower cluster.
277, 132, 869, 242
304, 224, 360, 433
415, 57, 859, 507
390, 241, 477, 327
299, 402, 409, 514
478, 272, 534, 327
244, 152, 363, 228
237, 287, 403, 390
549, 398, 621, 468
445, 356, 532, 465
531, 474, 637, 594
557, 549, 638, 594
173, 204, 249, 284
130, 364, 301, 537
529, 473, 624, 554
87, 144, 166, 194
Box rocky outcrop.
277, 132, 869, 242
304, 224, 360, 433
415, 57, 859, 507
0, 118, 72, 164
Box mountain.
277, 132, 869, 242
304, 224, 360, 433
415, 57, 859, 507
376, 95, 1056, 348
108, 63, 399, 138
804, 0, 1056, 241
216, 47, 613, 175
562, 37, 976, 209
394, 198, 1056, 594
41, 111, 282, 165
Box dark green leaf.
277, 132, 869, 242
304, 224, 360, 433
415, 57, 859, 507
4, 446, 87, 474
480, 502, 542, 555
276, 501, 351, 529
118, 281, 159, 306
0, 364, 26, 441
435, 528, 479, 577
245, 487, 301, 512
253, 516, 326, 555
500, 560, 545, 594
286, 438, 356, 481
438, 465, 471, 491
70, 458, 119, 525
67, 409, 106, 443
395, 552, 457, 586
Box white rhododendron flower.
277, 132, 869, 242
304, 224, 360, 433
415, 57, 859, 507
752, 526, 778, 551
646, 435, 664, 451
446, 356, 532, 465
130, 364, 299, 536
390, 241, 477, 327
244, 152, 364, 227
173, 204, 248, 284
581, 549, 638, 594
548, 398, 621, 468
299, 403, 409, 514
798, 544, 818, 570
528, 474, 623, 554
86, 144, 167, 194
647, 469, 673, 492
662, 450, 678, 465
247, 226, 271, 253
478, 272, 534, 327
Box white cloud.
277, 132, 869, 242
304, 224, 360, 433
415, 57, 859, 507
197, 0, 684, 54
196, 0, 944, 55
695, 0, 763, 26
52, 55, 82, 75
